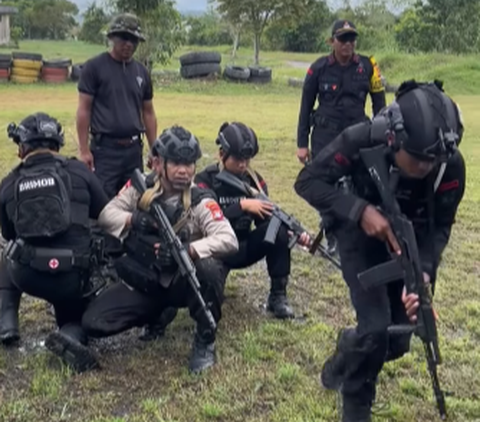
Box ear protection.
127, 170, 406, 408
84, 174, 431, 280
370, 101, 408, 152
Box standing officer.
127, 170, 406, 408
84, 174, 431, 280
76, 13, 158, 198
296, 19, 386, 252
82, 125, 238, 373
0, 113, 109, 372
294, 80, 465, 421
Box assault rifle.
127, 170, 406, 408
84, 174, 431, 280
357, 145, 447, 420
131, 169, 217, 332
215, 170, 340, 269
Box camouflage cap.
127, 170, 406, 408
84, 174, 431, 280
107, 13, 146, 42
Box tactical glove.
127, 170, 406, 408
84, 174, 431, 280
131, 210, 157, 234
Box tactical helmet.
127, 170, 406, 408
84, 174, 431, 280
216, 122, 259, 160
7, 112, 64, 147
107, 13, 146, 42
152, 126, 202, 163
371, 80, 461, 162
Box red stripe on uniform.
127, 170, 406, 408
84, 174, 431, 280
307, 68, 313, 75
438, 180, 459, 192
334, 153, 350, 166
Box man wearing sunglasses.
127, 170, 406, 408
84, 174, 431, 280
76, 13, 158, 199
296, 19, 386, 254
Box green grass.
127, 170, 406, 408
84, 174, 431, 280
0, 40, 479, 422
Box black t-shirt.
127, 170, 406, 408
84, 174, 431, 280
78, 52, 153, 138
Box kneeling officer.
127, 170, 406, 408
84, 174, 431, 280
0, 113, 109, 372
82, 126, 238, 373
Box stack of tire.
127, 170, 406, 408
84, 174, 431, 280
223, 65, 272, 84
10, 52, 42, 84
41, 58, 72, 84
179, 52, 222, 79
0, 54, 11, 83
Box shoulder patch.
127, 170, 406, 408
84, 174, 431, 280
368, 55, 384, 93
204, 200, 224, 221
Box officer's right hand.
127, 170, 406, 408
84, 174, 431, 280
297, 148, 310, 164
130, 210, 157, 233
240, 199, 273, 219
79, 150, 94, 171
360, 205, 401, 254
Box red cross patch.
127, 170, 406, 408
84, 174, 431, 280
49, 258, 60, 270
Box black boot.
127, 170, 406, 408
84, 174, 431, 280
0, 289, 21, 346
267, 277, 294, 319
325, 230, 338, 256
321, 328, 357, 390
45, 323, 99, 373
188, 325, 216, 374
139, 307, 179, 341
341, 382, 375, 422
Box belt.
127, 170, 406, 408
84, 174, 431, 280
4, 239, 91, 273
92, 134, 142, 147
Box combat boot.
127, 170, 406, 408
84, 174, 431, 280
341, 382, 375, 422
139, 307, 178, 341
325, 230, 338, 256
188, 324, 216, 374
0, 289, 21, 346
45, 323, 99, 373
267, 277, 295, 319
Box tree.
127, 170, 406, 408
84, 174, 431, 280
108, 0, 185, 70
211, 0, 309, 65
186, 10, 230, 46
79, 2, 109, 44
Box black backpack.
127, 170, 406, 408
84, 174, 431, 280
13, 157, 72, 239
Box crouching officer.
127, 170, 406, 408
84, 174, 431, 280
195, 122, 310, 318
0, 113, 109, 372
82, 125, 238, 373
294, 80, 465, 421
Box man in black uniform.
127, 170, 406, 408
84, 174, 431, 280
296, 19, 386, 252
76, 13, 158, 199
0, 113, 109, 372
82, 126, 238, 373
294, 80, 465, 421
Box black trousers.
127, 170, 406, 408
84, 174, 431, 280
222, 221, 291, 279
91, 138, 144, 199
82, 258, 227, 339
3, 261, 88, 328
311, 124, 340, 159
334, 223, 413, 394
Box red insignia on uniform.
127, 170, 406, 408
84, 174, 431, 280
332, 84, 337, 90
197, 182, 209, 189
334, 153, 350, 166
118, 179, 132, 195
49, 258, 59, 270
205, 200, 224, 221
357, 66, 363, 73
307, 68, 313, 76
438, 180, 459, 192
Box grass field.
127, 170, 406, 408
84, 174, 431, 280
0, 41, 479, 422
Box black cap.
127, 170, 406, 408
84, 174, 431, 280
332, 20, 358, 37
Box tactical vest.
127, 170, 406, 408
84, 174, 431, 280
315, 55, 371, 130
12, 155, 89, 239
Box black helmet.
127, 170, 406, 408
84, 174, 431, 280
7, 112, 64, 147
394, 80, 461, 161
216, 122, 259, 160
151, 125, 201, 163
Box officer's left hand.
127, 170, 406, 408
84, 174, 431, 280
401, 272, 438, 323
155, 243, 176, 268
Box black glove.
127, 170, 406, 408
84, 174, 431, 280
131, 210, 157, 233
157, 245, 176, 269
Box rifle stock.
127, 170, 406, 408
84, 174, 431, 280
131, 169, 217, 332
359, 147, 447, 419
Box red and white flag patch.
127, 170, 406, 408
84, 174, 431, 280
205, 200, 224, 221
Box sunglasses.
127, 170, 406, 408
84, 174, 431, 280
116, 33, 139, 44
335, 34, 357, 44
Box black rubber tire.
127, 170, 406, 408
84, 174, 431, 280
248, 66, 272, 78
43, 58, 72, 68
179, 51, 221, 66
0, 53, 11, 61
12, 51, 43, 61
0, 61, 11, 69
180, 62, 221, 79
223, 65, 250, 81
71, 64, 83, 81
